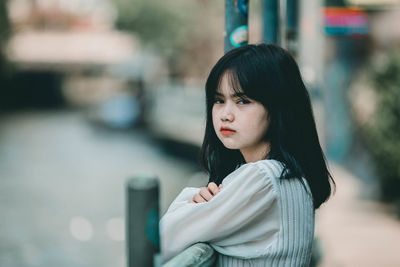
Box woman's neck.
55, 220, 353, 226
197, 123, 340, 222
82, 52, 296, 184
240, 142, 271, 163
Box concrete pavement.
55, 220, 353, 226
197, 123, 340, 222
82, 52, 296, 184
316, 162, 400, 267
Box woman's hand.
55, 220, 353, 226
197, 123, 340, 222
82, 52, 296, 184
189, 182, 223, 203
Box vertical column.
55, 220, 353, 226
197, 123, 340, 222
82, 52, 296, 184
323, 0, 354, 162
126, 175, 160, 267
285, 0, 299, 56
262, 0, 279, 44
298, 0, 325, 149
225, 0, 249, 53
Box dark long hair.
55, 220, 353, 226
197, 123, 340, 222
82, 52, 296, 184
199, 44, 335, 209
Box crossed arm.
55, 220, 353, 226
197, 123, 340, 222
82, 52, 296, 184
189, 182, 223, 203
160, 163, 280, 262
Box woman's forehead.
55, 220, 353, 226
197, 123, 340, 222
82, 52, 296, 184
216, 71, 244, 95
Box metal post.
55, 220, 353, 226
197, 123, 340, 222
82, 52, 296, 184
225, 0, 249, 53
262, 0, 279, 44
285, 0, 299, 56
126, 175, 160, 267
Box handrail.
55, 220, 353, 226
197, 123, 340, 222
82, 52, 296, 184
163, 243, 217, 267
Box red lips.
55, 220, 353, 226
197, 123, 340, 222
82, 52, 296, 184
220, 127, 236, 135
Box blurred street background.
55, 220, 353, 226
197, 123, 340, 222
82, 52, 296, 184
0, 0, 400, 266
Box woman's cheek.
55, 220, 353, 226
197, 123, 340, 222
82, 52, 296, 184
212, 109, 218, 129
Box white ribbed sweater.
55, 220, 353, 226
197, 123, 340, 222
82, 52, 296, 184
160, 159, 315, 267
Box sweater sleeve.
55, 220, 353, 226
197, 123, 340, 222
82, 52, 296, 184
160, 162, 280, 262
164, 187, 200, 214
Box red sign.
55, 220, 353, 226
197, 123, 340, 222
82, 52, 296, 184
324, 7, 369, 35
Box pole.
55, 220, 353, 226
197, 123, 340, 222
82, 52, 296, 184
262, 0, 279, 44
126, 175, 160, 267
285, 0, 299, 56
225, 0, 249, 53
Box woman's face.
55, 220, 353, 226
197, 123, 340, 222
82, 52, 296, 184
212, 73, 270, 159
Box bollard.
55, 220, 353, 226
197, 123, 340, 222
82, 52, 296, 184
126, 175, 160, 267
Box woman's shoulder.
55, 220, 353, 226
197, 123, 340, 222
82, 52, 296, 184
257, 160, 312, 197
221, 159, 284, 187
235, 159, 284, 172
253, 159, 285, 175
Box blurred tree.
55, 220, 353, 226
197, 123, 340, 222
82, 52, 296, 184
113, 0, 223, 80
363, 49, 400, 207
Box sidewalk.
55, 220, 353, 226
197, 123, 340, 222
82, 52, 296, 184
316, 162, 400, 267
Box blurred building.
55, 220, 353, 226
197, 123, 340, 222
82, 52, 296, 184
7, 0, 116, 31
4, 0, 167, 128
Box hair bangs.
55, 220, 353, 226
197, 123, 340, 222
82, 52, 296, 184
232, 55, 276, 105
215, 69, 244, 96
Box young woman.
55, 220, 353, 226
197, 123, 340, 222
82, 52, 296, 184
160, 44, 335, 266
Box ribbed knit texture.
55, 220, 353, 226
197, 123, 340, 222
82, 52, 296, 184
215, 160, 315, 267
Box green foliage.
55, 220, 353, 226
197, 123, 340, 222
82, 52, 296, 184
114, 0, 200, 55
364, 50, 400, 202
112, 0, 223, 78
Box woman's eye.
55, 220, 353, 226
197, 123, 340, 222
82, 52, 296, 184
214, 99, 223, 104
238, 98, 250, 104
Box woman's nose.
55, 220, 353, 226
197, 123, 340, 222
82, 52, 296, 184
221, 104, 234, 122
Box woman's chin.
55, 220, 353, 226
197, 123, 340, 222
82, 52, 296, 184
222, 142, 240, 150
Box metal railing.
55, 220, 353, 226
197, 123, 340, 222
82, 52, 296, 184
163, 243, 217, 267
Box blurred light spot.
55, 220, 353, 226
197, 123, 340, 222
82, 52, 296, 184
106, 217, 125, 241
302, 66, 316, 84
69, 217, 93, 241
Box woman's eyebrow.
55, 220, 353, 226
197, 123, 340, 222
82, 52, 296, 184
215, 92, 247, 98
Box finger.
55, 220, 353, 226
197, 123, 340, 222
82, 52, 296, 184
193, 193, 206, 203
207, 182, 219, 195
199, 187, 213, 201
219, 184, 223, 189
